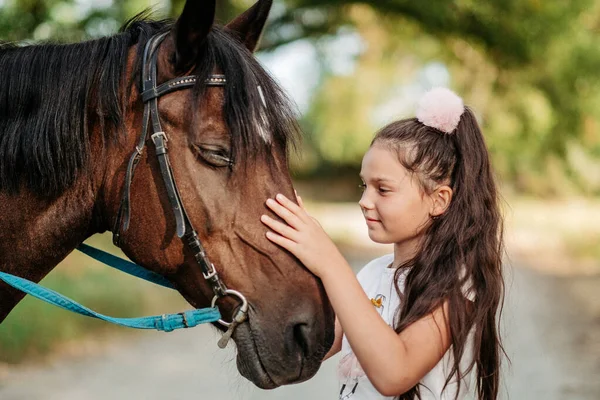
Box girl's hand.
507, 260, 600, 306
261, 193, 344, 278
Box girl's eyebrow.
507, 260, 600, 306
359, 174, 396, 183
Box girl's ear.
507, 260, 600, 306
431, 185, 453, 217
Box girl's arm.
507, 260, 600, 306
261, 194, 451, 396
321, 261, 451, 395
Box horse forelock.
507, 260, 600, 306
186, 25, 301, 167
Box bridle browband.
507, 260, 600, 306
112, 31, 247, 347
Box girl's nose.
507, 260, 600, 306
358, 191, 374, 210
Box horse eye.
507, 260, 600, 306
193, 145, 233, 168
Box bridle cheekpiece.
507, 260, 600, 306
113, 32, 248, 348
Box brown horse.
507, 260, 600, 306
0, 0, 334, 389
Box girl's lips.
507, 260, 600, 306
365, 218, 381, 223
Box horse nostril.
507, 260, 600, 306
293, 323, 311, 357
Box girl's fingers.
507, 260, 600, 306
266, 197, 303, 228
294, 190, 304, 207
297, 194, 305, 210
275, 194, 307, 220
265, 231, 296, 252
260, 215, 299, 241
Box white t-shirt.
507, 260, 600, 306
337, 254, 475, 400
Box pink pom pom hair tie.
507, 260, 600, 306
415, 87, 465, 134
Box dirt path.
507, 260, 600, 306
501, 266, 600, 399
1, 255, 598, 400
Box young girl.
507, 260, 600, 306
260, 87, 504, 399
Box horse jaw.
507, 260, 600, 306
233, 321, 279, 389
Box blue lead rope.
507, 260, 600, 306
76, 243, 175, 289
0, 244, 221, 332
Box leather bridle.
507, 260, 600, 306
112, 31, 247, 347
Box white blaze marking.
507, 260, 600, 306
256, 86, 271, 143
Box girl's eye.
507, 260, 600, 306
378, 187, 390, 194
358, 183, 367, 190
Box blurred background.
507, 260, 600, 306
0, 0, 599, 399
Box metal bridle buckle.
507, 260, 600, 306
151, 131, 168, 144
211, 289, 248, 328
202, 263, 218, 280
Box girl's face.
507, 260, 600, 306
359, 144, 433, 249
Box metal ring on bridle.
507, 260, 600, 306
211, 289, 248, 327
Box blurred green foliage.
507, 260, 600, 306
1, 0, 599, 195
275, 0, 600, 196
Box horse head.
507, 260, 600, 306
97, 0, 334, 388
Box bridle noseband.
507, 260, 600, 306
113, 32, 247, 347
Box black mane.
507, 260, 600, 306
0, 15, 299, 197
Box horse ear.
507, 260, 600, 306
226, 0, 273, 53
173, 0, 216, 70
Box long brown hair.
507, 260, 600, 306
372, 107, 505, 399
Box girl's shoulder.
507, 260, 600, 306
356, 253, 394, 282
